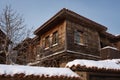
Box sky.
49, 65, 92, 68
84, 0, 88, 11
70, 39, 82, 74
0, 0, 120, 36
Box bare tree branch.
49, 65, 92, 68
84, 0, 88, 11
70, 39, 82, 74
0, 5, 27, 64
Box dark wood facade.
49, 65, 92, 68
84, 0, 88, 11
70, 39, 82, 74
16, 8, 120, 66
76, 71, 120, 80
66, 19, 100, 57
27, 8, 120, 67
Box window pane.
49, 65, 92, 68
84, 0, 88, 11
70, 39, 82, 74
52, 31, 58, 45
74, 30, 83, 44
45, 36, 50, 48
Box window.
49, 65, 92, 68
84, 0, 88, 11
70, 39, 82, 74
74, 30, 84, 45
52, 31, 58, 45
45, 36, 50, 48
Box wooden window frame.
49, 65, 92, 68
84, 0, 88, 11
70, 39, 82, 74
45, 36, 50, 49
52, 31, 58, 46
74, 30, 84, 45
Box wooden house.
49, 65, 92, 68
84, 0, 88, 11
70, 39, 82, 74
28, 8, 120, 67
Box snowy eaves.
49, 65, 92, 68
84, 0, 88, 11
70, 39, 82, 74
66, 59, 120, 72
0, 64, 79, 78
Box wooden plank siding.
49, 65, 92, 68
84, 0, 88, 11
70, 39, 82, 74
19, 8, 120, 66
66, 20, 100, 57
114, 41, 120, 50
88, 72, 120, 80
35, 20, 66, 59
75, 71, 120, 80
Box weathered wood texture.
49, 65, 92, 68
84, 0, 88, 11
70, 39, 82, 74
66, 20, 100, 57
35, 21, 66, 58
99, 34, 113, 48
100, 48, 120, 59
88, 72, 120, 80
75, 71, 120, 80
114, 41, 120, 50
16, 8, 120, 66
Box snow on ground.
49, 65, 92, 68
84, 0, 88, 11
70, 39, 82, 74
66, 59, 120, 70
0, 64, 79, 77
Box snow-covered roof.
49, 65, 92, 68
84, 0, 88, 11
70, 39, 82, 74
0, 64, 79, 78
101, 46, 118, 50
66, 59, 120, 72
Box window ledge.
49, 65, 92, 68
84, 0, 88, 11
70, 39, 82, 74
44, 47, 49, 50
52, 43, 58, 47
76, 43, 86, 46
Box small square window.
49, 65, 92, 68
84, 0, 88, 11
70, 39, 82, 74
45, 36, 50, 48
74, 30, 84, 45
52, 31, 58, 45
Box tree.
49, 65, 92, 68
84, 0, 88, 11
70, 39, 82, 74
0, 5, 26, 64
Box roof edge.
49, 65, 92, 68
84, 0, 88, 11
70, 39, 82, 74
34, 8, 67, 35
34, 8, 107, 35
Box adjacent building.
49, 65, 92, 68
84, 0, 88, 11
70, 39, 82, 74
13, 38, 33, 65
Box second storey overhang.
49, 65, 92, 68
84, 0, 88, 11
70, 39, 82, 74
34, 8, 107, 36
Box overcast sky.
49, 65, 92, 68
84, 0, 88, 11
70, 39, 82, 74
0, 0, 120, 36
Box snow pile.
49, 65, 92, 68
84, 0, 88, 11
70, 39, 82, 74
66, 59, 120, 70
102, 46, 118, 50
0, 64, 79, 77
